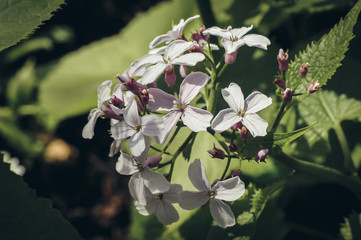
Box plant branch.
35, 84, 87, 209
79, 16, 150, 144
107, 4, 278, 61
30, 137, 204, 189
334, 123, 356, 175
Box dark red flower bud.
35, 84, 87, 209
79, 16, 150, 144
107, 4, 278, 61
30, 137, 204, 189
231, 122, 243, 131
240, 126, 251, 141
208, 144, 225, 159
308, 80, 320, 94
109, 96, 124, 109
231, 170, 242, 178
282, 88, 293, 102
164, 69, 176, 88
255, 149, 269, 163
299, 63, 309, 77
145, 155, 162, 168
273, 77, 286, 89
229, 142, 238, 152
277, 49, 288, 72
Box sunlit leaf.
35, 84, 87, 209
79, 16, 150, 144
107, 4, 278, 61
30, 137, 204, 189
340, 213, 361, 240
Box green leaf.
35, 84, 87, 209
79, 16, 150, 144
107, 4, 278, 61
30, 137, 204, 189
340, 213, 361, 240
298, 90, 361, 148
38, 0, 200, 129
286, 0, 361, 97
236, 211, 254, 225
0, 0, 65, 52
0, 160, 82, 240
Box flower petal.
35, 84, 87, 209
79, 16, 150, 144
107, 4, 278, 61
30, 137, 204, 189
142, 167, 170, 194
82, 109, 101, 139
141, 114, 164, 136
221, 83, 244, 112
156, 201, 179, 225
172, 52, 205, 66
232, 26, 253, 38
242, 113, 268, 137
209, 199, 235, 228
149, 34, 174, 49
182, 106, 213, 132
111, 121, 136, 140
213, 177, 245, 201
203, 26, 231, 39
211, 108, 241, 133
165, 40, 195, 60
178, 191, 209, 210
163, 184, 183, 203
148, 88, 177, 112
244, 91, 272, 113
109, 139, 122, 157
97, 80, 113, 109
242, 34, 271, 50
115, 151, 138, 175
154, 111, 182, 145
133, 54, 164, 72
139, 62, 166, 85
179, 72, 211, 105
188, 159, 210, 191
129, 131, 146, 157
129, 173, 146, 205
177, 15, 199, 33
124, 100, 140, 127
221, 38, 245, 54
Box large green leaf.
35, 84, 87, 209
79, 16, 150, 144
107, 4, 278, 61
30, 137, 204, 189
0, 159, 82, 240
38, 0, 200, 129
298, 90, 361, 148
0, 0, 65, 52
286, 0, 361, 97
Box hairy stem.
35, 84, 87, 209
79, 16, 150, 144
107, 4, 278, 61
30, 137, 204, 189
334, 123, 356, 175
271, 101, 287, 132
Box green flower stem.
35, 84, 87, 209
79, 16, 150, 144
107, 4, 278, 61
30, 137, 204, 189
167, 132, 197, 181
275, 152, 361, 199
334, 123, 356, 175
271, 101, 287, 132
220, 155, 232, 180
150, 145, 172, 156
216, 63, 228, 78
161, 125, 182, 154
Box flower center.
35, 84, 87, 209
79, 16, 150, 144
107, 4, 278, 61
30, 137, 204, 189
229, 35, 238, 42
156, 193, 163, 201
208, 190, 216, 198
134, 124, 142, 131
238, 109, 246, 117
136, 163, 144, 171
173, 100, 184, 111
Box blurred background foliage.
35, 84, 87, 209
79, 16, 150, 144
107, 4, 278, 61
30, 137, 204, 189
1, 0, 361, 239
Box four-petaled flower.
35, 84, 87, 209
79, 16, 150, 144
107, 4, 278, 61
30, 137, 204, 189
111, 100, 164, 156
203, 25, 271, 54
179, 159, 245, 228
212, 82, 272, 137
149, 15, 200, 49
135, 184, 182, 225
148, 72, 213, 144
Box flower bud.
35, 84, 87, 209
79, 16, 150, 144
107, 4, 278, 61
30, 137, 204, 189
231, 122, 243, 131
299, 63, 309, 77
273, 77, 286, 89
240, 126, 251, 141
145, 155, 162, 168
255, 149, 269, 163
225, 49, 238, 64
164, 69, 176, 88
179, 65, 187, 78
140, 88, 150, 105
208, 144, 225, 159
277, 48, 288, 72
308, 80, 320, 94
231, 170, 242, 178
229, 142, 238, 152
282, 88, 293, 102
109, 96, 124, 109
136, 99, 144, 113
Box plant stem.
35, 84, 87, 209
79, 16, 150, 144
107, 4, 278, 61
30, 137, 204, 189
167, 132, 197, 181
334, 123, 356, 175
216, 63, 228, 78
150, 145, 172, 156
274, 152, 361, 199
220, 155, 232, 180
162, 125, 181, 154
271, 101, 287, 132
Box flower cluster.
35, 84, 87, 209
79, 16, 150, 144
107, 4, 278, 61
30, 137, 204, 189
82, 15, 272, 227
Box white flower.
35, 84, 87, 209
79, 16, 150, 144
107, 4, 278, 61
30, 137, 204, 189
179, 159, 245, 228
111, 100, 164, 156
149, 15, 200, 49
135, 40, 205, 86
211, 83, 272, 137
116, 139, 170, 205
148, 72, 213, 144
203, 25, 270, 54
135, 184, 182, 225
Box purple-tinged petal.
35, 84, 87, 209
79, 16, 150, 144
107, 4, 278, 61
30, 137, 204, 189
172, 52, 205, 66
179, 72, 211, 105
141, 114, 164, 136
129, 131, 146, 157
97, 80, 113, 109
231, 26, 253, 38
155, 111, 182, 145
163, 184, 183, 203
179, 191, 209, 210
213, 177, 245, 201
139, 62, 166, 85
148, 88, 176, 112
111, 121, 136, 140
188, 159, 210, 191
182, 106, 213, 132
124, 100, 140, 127
165, 40, 195, 60
142, 167, 170, 194
211, 109, 241, 133
203, 26, 232, 39
209, 199, 235, 228
82, 109, 101, 139
242, 113, 268, 137
115, 151, 138, 175
222, 83, 244, 112
149, 34, 174, 49
129, 173, 146, 205
134, 54, 164, 73
244, 91, 272, 113
242, 34, 271, 50
156, 201, 179, 225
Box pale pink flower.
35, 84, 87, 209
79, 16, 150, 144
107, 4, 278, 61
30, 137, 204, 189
148, 72, 213, 144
